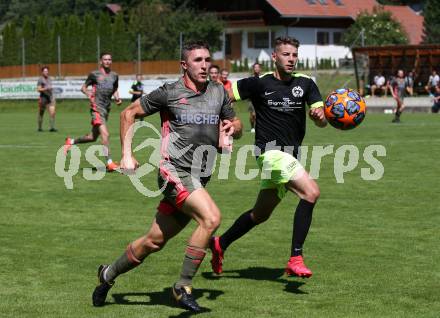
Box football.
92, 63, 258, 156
324, 88, 366, 130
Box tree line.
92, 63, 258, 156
0, 2, 224, 66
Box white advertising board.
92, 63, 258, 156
0, 78, 176, 100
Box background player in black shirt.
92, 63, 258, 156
211, 36, 327, 279
129, 74, 144, 102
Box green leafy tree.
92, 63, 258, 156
21, 16, 36, 64
342, 6, 408, 47
50, 17, 63, 64
34, 15, 51, 64
167, 9, 224, 57
127, 2, 171, 60
1, 24, 10, 65
82, 13, 98, 62
1, 0, 108, 23
112, 13, 132, 61
64, 15, 83, 62
98, 12, 112, 55
128, 1, 224, 60
422, 0, 440, 43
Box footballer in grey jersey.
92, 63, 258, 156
63, 53, 121, 171
92, 42, 242, 312
36, 66, 56, 131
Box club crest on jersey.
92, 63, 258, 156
292, 86, 304, 98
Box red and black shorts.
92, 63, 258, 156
90, 107, 109, 126
156, 163, 210, 216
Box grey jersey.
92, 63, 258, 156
37, 76, 53, 98
140, 78, 235, 172
84, 69, 118, 110
391, 77, 406, 98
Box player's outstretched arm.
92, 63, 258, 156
120, 100, 147, 171
113, 91, 122, 106
81, 84, 91, 99
309, 107, 327, 128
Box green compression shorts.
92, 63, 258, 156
257, 150, 304, 200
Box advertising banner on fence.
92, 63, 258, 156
0, 78, 176, 100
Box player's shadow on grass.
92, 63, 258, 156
111, 287, 223, 316
202, 266, 307, 294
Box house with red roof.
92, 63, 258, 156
196, 0, 424, 66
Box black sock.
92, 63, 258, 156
219, 210, 255, 251
291, 200, 315, 257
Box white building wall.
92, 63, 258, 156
214, 26, 352, 67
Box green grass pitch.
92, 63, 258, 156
0, 98, 439, 318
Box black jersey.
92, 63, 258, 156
130, 81, 144, 102
233, 72, 323, 156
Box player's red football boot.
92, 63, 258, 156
106, 161, 119, 172
63, 137, 72, 155
285, 255, 313, 278
209, 236, 224, 275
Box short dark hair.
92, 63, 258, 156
209, 65, 220, 72
100, 52, 112, 59
41, 66, 49, 72
274, 36, 300, 49
181, 41, 210, 61
252, 62, 261, 68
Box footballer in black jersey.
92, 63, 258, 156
211, 36, 327, 279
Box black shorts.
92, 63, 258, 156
38, 95, 53, 111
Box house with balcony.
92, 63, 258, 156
196, 0, 424, 66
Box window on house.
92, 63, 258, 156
333, 32, 343, 45
333, 0, 343, 5
225, 34, 232, 55
317, 31, 329, 45
248, 31, 276, 49
306, 0, 316, 4
319, 0, 328, 4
